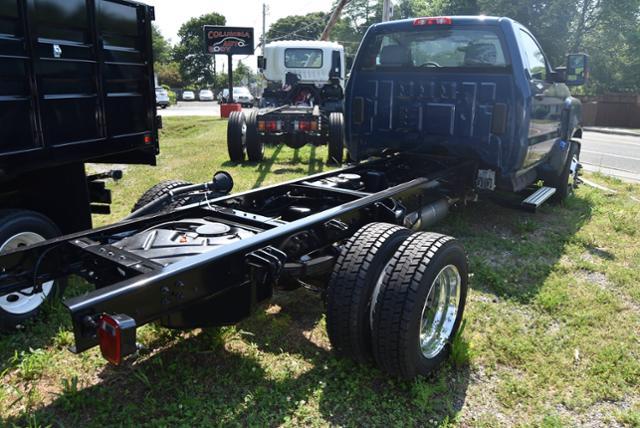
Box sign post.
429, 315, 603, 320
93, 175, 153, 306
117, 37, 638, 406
204, 26, 254, 117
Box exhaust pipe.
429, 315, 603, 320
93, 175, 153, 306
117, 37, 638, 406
403, 198, 450, 231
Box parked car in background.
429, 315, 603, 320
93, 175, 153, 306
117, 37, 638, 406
199, 89, 214, 101
221, 87, 254, 107
182, 90, 195, 101
155, 87, 170, 109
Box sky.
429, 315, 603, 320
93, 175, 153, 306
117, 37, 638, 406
141, 0, 335, 70
142, 0, 335, 45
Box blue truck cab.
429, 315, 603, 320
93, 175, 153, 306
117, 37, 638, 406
345, 16, 588, 196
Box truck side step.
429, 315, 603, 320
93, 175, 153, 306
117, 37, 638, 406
521, 186, 556, 211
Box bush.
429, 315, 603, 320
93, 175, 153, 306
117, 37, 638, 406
167, 90, 177, 105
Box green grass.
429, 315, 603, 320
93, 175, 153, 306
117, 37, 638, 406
1, 116, 639, 427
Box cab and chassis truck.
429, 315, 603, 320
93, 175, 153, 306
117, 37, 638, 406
227, 41, 347, 164
0, 16, 587, 379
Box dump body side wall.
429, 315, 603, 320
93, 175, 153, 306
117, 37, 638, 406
0, 0, 158, 180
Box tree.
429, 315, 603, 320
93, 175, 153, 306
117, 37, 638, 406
156, 62, 184, 88
232, 61, 255, 86
152, 24, 172, 64
172, 12, 226, 87
266, 12, 327, 42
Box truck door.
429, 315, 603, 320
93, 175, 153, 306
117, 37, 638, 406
518, 29, 564, 167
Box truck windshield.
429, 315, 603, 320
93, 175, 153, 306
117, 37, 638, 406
358, 28, 508, 71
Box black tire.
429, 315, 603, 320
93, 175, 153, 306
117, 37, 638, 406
372, 232, 468, 379
245, 110, 264, 162
0, 210, 65, 331
328, 112, 344, 165
547, 141, 580, 203
227, 111, 246, 162
131, 179, 193, 214
326, 223, 412, 363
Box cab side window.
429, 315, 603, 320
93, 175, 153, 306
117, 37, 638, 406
519, 30, 547, 81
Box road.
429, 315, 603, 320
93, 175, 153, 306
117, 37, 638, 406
160, 101, 222, 117
581, 131, 640, 182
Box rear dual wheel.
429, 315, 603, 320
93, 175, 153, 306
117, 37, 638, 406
227, 111, 264, 163
326, 223, 468, 378
327, 112, 344, 165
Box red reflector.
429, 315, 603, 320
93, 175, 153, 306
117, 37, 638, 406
265, 120, 282, 132
414, 16, 452, 26
98, 315, 122, 364
298, 120, 311, 131
97, 314, 137, 365
144, 135, 152, 144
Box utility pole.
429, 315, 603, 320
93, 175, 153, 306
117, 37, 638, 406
382, 0, 391, 22
262, 3, 267, 51
320, 0, 350, 41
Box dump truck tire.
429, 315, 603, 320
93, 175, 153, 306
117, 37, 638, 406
0, 210, 65, 331
245, 110, 264, 162
227, 111, 246, 162
131, 179, 193, 213
371, 232, 468, 379
328, 112, 344, 165
326, 222, 412, 363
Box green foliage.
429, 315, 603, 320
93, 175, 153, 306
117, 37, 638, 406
151, 24, 172, 64
172, 12, 226, 87
232, 61, 256, 86
155, 61, 184, 88
266, 12, 327, 42
331, 0, 384, 66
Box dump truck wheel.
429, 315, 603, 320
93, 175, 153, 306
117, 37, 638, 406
131, 179, 193, 213
328, 112, 344, 165
371, 232, 468, 379
227, 111, 246, 162
548, 141, 580, 203
326, 223, 412, 363
0, 210, 65, 331
245, 110, 264, 162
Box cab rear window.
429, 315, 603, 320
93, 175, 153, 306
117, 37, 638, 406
358, 28, 508, 71
285, 48, 323, 69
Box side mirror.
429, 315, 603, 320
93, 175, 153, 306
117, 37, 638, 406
565, 53, 589, 86
330, 50, 342, 80
257, 56, 266, 71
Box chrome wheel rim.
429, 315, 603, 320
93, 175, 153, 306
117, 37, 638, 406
241, 121, 247, 150
419, 264, 461, 359
568, 155, 580, 193
0, 232, 54, 315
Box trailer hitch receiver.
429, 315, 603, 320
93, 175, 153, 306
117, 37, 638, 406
97, 314, 137, 365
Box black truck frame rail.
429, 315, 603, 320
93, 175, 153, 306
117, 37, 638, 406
0, 153, 476, 360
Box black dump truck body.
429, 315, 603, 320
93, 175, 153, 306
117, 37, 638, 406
0, 0, 158, 175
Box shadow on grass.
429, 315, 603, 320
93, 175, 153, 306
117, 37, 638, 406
4, 289, 470, 426
434, 195, 594, 302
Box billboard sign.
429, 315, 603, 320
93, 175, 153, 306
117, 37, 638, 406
204, 26, 254, 55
